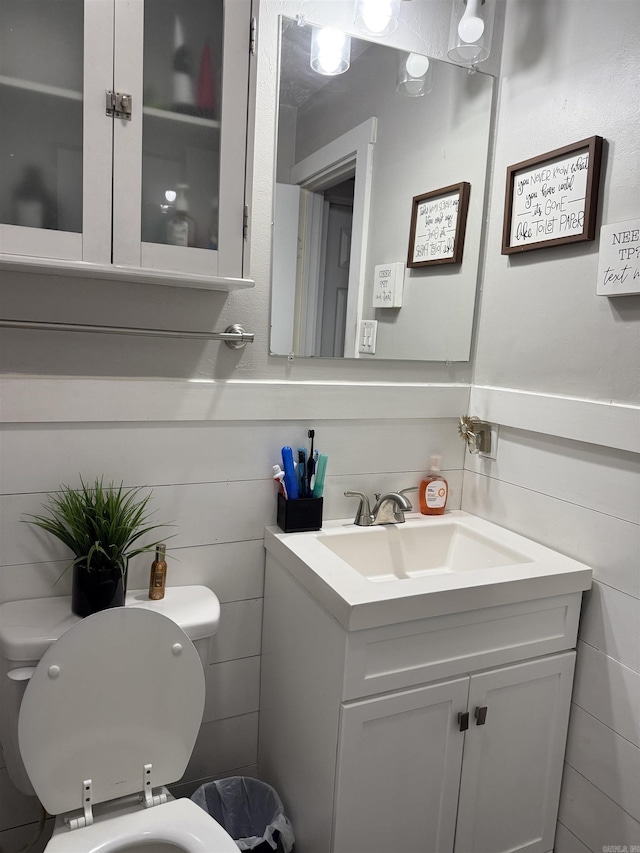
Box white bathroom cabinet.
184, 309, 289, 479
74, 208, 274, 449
0, 0, 252, 290
259, 553, 579, 853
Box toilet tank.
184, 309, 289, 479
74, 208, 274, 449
0, 586, 220, 796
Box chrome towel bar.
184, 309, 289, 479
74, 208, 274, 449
0, 320, 254, 349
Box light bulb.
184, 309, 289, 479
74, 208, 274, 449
362, 0, 393, 33
405, 53, 429, 78
165, 190, 177, 203
354, 0, 399, 36
458, 0, 484, 43
310, 28, 350, 76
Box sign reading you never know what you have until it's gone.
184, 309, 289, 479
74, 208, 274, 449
596, 218, 640, 297
502, 136, 603, 255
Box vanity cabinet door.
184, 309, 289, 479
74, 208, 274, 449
454, 652, 576, 853
332, 678, 469, 853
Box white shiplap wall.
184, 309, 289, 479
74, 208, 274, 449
463, 391, 640, 851
0, 377, 468, 846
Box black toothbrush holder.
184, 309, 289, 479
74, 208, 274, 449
277, 493, 323, 533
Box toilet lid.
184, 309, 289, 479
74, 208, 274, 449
18, 607, 205, 817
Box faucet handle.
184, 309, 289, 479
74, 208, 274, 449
398, 485, 418, 511
344, 490, 372, 526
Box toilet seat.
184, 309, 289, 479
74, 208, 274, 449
44, 797, 239, 852
19, 607, 206, 817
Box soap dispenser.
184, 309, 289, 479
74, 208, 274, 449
419, 455, 448, 516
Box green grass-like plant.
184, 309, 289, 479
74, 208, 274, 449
25, 477, 172, 580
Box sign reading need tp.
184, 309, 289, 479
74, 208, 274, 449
373, 263, 404, 308
596, 218, 640, 297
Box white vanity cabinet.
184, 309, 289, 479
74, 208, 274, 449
259, 552, 580, 853
0, 0, 252, 289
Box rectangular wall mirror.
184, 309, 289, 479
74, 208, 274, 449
270, 16, 494, 362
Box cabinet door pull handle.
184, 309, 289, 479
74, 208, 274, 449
474, 705, 488, 725
458, 711, 469, 731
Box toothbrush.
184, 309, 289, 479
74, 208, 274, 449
307, 429, 315, 494
309, 449, 319, 492
297, 448, 307, 497
281, 446, 299, 500
313, 453, 328, 498
272, 465, 287, 499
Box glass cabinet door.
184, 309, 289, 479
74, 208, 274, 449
0, 0, 84, 259
0, 0, 113, 265
140, 0, 223, 253
112, 0, 250, 279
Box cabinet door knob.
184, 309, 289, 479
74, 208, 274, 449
474, 705, 488, 725
458, 711, 469, 731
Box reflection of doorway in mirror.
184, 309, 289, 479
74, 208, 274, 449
272, 117, 376, 359
317, 181, 353, 356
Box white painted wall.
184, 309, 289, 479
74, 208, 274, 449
465, 1, 640, 849
473, 0, 640, 403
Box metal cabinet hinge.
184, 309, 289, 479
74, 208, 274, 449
106, 90, 132, 120
250, 17, 257, 54
243, 205, 249, 240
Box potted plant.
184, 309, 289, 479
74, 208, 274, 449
26, 477, 171, 617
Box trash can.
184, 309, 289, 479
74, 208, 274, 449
191, 776, 295, 852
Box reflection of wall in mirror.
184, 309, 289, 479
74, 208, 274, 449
276, 32, 493, 362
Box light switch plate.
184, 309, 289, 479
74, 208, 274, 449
359, 320, 378, 354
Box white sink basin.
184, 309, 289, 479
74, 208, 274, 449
264, 511, 592, 630
316, 520, 533, 582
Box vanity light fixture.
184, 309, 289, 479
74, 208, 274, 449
397, 52, 434, 97
310, 27, 351, 76
353, 0, 400, 37
447, 0, 495, 66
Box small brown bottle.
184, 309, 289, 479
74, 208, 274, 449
148, 544, 167, 600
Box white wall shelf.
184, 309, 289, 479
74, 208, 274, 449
0, 254, 254, 292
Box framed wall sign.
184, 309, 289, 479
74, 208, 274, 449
501, 135, 603, 255
407, 182, 470, 268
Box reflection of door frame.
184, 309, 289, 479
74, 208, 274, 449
290, 118, 377, 357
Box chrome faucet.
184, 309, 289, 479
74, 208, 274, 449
344, 489, 414, 526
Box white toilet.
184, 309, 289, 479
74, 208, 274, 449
0, 588, 240, 852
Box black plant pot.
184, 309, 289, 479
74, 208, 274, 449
71, 563, 126, 617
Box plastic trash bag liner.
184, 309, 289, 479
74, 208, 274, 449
191, 776, 295, 852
